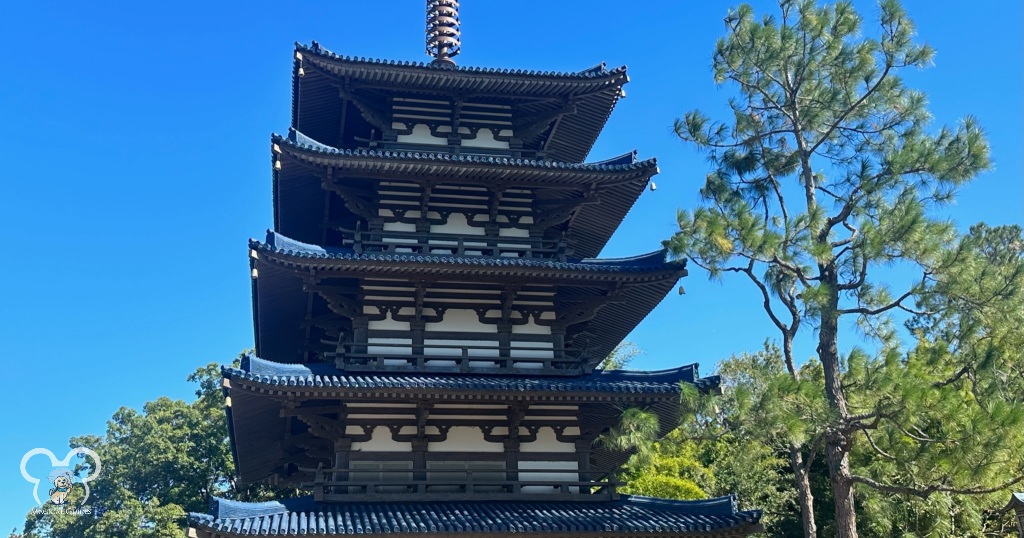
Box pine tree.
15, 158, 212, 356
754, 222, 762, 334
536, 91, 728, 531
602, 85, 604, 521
666, 1, 1000, 535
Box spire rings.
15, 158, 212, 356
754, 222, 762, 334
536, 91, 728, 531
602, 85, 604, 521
426, 0, 461, 64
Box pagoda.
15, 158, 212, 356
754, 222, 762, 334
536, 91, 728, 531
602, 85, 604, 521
188, 2, 762, 537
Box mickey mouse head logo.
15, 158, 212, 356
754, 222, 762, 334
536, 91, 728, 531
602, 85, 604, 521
20, 448, 102, 506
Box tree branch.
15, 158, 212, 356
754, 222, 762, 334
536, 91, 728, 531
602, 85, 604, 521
838, 288, 915, 316
851, 473, 1024, 499
807, 63, 893, 156
859, 428, 897, 461
727, 74, 794, 124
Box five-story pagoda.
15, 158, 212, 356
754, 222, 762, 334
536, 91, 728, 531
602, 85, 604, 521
189, 3, 762, 537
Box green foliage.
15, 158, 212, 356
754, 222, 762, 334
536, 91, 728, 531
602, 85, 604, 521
601, 407, 662, 469
619, 438, 711, 500
693, 345, 820, 534
600, 341, 643, 370
609, 346, 811, 535
664, 0, 1006, 535
667, 0, 989, 341
843, 224, 1024, 537
697, 435, 804, 535
22, 352, 297, 538
693, 343, 830, 449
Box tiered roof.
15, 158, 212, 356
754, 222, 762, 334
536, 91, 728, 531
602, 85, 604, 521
291, 43, 627, 163
273, 129, 657, 257
225, 356, 715, 484
250, 232, 687, 367
189, 495, 762, 537
229, 356, 718, 395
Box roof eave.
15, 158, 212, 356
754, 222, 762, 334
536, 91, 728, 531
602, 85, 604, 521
295, 42, 629, 86
272, 131, 658, 178
251, 237, 686, 283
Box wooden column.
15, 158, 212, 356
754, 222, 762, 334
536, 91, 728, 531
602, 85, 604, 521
411, 319, 426, 360
575, 438, 592, 494
551, 324, 566, 365
504, 438, 521, 493
333, 438, 353, 496
529, 227, 544, 256
411, 438, 428, 491
351, 317, 368, 358
497, 321, 512, 368
367, 218, 384, 247
415, 205, 431, 252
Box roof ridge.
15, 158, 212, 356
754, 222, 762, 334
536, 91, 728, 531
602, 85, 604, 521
275, 130, 658, 171
238, 356, 699, 380
190, 495, 762, 534
295, 42, 628, 79
252, 231, 685, 273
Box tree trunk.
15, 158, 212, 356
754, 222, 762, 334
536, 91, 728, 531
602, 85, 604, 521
826, 435, 858, 538
789, 445, 817, 538
818, 274, 858, 537
781, 330, 816, 538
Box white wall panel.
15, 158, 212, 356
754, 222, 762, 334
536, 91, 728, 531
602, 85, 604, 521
396, 124, 447, 145
350, 425, 412, 452
429, 427, 504, 452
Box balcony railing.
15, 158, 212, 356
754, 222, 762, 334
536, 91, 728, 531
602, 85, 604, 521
334, 341, 583, 375
303, 468, 618, 502
338, 228, 572, 261
355, 139, 542, 160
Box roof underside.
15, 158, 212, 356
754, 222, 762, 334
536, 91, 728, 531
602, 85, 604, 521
250, 232, 686, 367
291, 44, 627, 164
272, 130, 656, 259
189, 495, 762, 537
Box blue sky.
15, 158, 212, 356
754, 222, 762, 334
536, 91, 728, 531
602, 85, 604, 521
1, 0, 1020, 531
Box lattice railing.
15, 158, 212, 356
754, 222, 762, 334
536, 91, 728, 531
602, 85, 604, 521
303, 468, 618, 502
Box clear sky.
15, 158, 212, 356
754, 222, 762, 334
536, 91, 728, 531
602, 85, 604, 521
1, 0, 1020, 531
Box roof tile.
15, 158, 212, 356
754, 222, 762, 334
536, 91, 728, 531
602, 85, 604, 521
253, 231, 683, 275
278, 129, 656, 172
225, 356, 721, 395
190, 495, 761, 536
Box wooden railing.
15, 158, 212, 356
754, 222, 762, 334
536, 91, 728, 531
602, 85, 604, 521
334, 341, 583, 375
356, 139, 542, 160
303, 468, 618, 502
339, 228, 571, 261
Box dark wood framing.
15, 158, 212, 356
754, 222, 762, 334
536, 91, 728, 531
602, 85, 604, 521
291, 272, 624, 374
297, 58, 606, 161
283, 397, 614, 502
304, 467, 617, 502
323, 174, 592, 263
272, 139, 653, 264
226, 376, 675, 496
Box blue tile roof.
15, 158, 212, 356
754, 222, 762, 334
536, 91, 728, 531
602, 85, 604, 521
277, 129, 656, 172
1008, 492, 1024, 509
190, 495, 761, 536
253, 231, 684, 275
297, 42, 628, 80
225, 356, 719, 395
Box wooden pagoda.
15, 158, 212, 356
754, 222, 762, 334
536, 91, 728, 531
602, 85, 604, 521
189, 3, 762, 537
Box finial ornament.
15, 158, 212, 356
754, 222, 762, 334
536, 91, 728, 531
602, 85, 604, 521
426, 0, 460, 65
